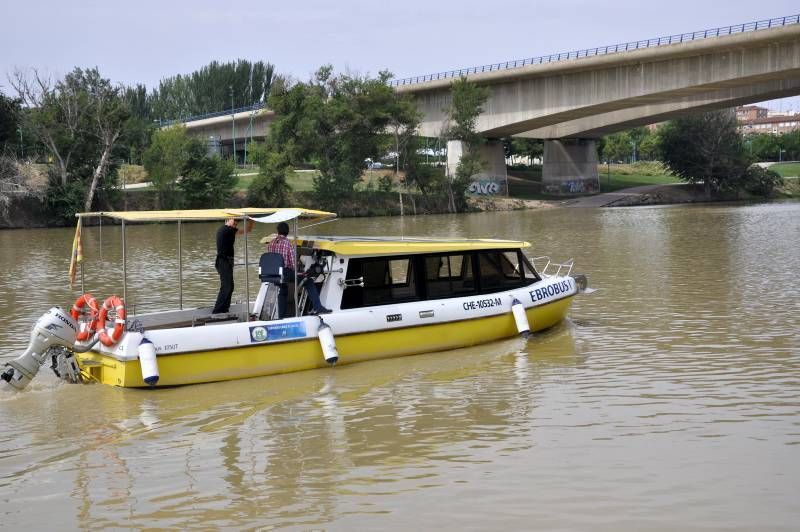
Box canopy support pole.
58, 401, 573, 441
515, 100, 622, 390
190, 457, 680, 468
243, 216, 250, 321
122, 219, 128, 303
294, 217, 298, 317
178, 220, 183, 310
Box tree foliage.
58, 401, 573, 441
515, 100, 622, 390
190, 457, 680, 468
0, 93, 20, 154
258, 66, 416, 210
143, 125, 192, 207
601, 131, 632, 162
638, 132, 660, 161
442, 77, 489, 212
179, 150, 236, 208
600, 127, 660, 163
745, 131, 800, 162
659, 110, 750, 197
738, 165, 783, 196
444, 77, 489, 145
246, 141, 291, 206
143, 124, 236, 208
9, 67, 130, 215
503, 138, 543, 165
149, 60, 275, 120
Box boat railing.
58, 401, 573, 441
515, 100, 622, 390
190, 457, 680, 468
530, 256, 574, 278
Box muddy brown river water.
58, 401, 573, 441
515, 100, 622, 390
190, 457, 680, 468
1, 202, 798, 530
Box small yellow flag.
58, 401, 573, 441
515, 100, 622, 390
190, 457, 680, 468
68, 218, 83, 288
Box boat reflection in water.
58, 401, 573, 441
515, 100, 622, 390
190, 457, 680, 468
16, 323, 579, 529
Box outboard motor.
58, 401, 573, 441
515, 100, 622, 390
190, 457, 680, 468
1, 307, 78, 391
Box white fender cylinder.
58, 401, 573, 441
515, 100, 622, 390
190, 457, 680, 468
138, 338, 159, 386
318, 322, 339, 365
511, 298, 531, 336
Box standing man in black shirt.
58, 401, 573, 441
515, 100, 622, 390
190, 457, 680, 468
212, 217, 253, 314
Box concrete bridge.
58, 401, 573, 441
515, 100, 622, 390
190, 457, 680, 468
183, 15, 800, 193
180, 106, 275, 164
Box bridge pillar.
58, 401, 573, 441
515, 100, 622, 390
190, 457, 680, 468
446, 139, 508, 196
542, 139, 600, 195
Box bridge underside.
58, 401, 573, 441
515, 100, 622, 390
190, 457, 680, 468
516, 74, 800, 139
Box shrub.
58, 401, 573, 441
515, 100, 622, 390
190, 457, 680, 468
741, 166, 783, 197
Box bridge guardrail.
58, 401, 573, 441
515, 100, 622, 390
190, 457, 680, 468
161, 103, 265, 127
388, 14, 800, 87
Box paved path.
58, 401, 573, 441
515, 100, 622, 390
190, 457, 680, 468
562, 183, 683, 208
120, 182, 152, 190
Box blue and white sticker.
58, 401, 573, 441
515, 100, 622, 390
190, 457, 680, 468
250, 322, 308, 343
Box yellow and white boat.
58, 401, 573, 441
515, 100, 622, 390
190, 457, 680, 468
1, 208, 589, 390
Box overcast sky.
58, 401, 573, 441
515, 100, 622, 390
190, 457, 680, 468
2, 0, 799, 110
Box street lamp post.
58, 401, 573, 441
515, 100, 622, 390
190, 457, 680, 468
230, 86, 236, 165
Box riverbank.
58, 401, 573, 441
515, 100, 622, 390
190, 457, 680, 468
2, 165, 796, 229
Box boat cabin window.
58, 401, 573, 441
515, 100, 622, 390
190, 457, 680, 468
475, 250, 534, 293
341, 257, 420, 309
424, 253, 476, 299
340, 249, 537, 309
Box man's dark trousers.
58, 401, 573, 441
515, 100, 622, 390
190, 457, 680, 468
213, 255, 234, 313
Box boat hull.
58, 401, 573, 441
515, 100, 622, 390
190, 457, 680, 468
76, 296, 574, 388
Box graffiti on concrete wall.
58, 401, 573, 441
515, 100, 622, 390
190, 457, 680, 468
468, 179, 504, 195
543, 178, 599, 195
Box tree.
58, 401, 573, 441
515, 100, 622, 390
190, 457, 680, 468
779, 130, 800, 161
659, 110, 750, 198
260, 66, 407, 210
0, 93, 20, 154
404, 156, 447, 198
442, 77, 489, 212
118, 84, 156, 165
142, 125, 192, 208
504, 138, 543, 166
738, 165, 783, 196
178, 142, 236, 208
600, 127, 660, 162
602, 131, 632, 162
388, 94, 422, 172
246, 141, 291, 206
638, 132, 660, 161
144, 125, 237, 208
387, 91, 422, 211
627, 126, 649, 162
149, 60, 276, 119
10, 67, 130, 213
747, 133, 780, 161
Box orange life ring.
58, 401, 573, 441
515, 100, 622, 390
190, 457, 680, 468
70, 293, 100, 341
97, 295, 127, 347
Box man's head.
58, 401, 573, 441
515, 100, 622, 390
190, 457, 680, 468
277, 222, 289, 236
225, 217, 239, 228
